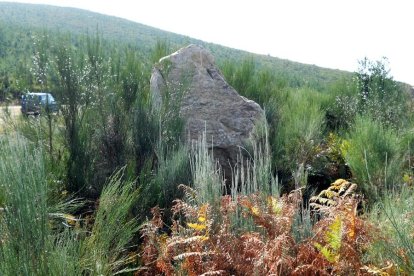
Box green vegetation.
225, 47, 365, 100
344, 116, 403, 202
369, 187, 414, 272
0, 3, 414, 275
0, 2, 350, 104
0, 135, 141, 274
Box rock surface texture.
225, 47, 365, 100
150, 44, 264, 181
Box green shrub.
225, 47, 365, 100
0, 134, 81, 275
356, 57, 409, 128
220, 58, 280, 107
270, 88, 325, 185
344, 116, 403, 201
324, 77, 359, 131
136, 144, 191, 220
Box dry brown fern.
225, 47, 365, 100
306, 197, 372, 275
139, 183, 378, 275
309, 178, 358, 214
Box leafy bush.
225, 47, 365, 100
356, 57, 409, 128
324, 78, 359, 131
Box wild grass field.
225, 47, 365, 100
1, 6, 414, 275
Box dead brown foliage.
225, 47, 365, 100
139, 187, 379, 275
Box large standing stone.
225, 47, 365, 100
150, 44, 265, 182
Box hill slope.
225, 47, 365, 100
0, 2, 350, 90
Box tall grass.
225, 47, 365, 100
368, 187, 414, 273
0, 134, 142, 275
0, 134, 50, 275
82, 169, 141, 275
231, 119, 278, 197
190, 131, 224, 205
137, 144, 191, 220
188, 121, 278, 233
46, 230, 82, 276
0, 134, 85, 275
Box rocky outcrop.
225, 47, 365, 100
150, 44, 265, 182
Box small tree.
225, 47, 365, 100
355, 57, 407, 127
31, 33, 56, 158
54, 41, 91, 194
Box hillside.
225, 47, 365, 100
1, 3, 414, 275
0, 2, 350, 91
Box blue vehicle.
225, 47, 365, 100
21, 92, 59, 115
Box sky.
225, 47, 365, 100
3, 0, 413, 85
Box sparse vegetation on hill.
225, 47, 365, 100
0, 2, 351, 103
0, 3, 414, 275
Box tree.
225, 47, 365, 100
355, 57, 407, 127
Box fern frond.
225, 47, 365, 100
331, 178, 348, 189
199, 270, 227, 275
173, 251, 211, 261
327, 216, 342, 251
178, 184, 198, 202
314, 216, 342, 263
292, 264, 330, 276
267, 196, 282, 215
314, 242, 337, 263
342, 183, 357, 198
360, 261, 397, 275
167, 235, 208, 249
187, 222, 206, 231
324, 190, 338, 199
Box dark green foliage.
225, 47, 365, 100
221, 58, 284, 107
3, 26, 191, 215
137, 145, 191, 221
0, 135, 141, 275
54, 40, 91, 194
322, 57, 413, 133
132, 93, 157, 175
229, 58, 256, 98
48, 34, 150, 197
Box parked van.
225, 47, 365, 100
21, 92, 58, 115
